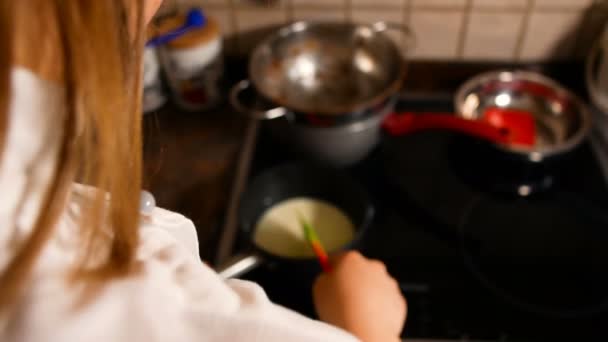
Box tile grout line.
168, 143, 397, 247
394, 5, 468, 12
286, 0, 294, 22
455, 0, 472, 59
513, 0, 534, 61
534, 5, 604, 12
405, 0, 412, 25
226, 0, 238, 53
403, 0, 411, 54
345, 0, 351, 22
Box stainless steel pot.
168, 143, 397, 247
264, 97, 396, 165
455, 70, 592, 162
231, 21, 412, 165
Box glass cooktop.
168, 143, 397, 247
236, 94, 608, 341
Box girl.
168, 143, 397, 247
0, 1, 406, 341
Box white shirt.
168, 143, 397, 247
0, 68, 358, 342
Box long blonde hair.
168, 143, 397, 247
0, 1, 145, 313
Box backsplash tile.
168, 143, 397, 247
234, 8, 287, 32
409, 10, 464, 59
471, 0, 529, 10
291, 0, 346, 7
236, 0, 288, 8
292, 8, 347, 21
234, 8, 287, 53
410, 0, 467, 9
163, 0, 602, 61
177, 0, 230, 8
463, 11, 524, 60
520, 10, 586, 60
351, 9, 408, 52
351, 0, 405, 7
534, 0, 594, 10
350, 8, 406, 25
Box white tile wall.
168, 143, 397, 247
350, 8, 405, 25
180, 0, 230, 6
463, 11, 524, 60
472, 0, 529, 10
534, 0, 594, 10
351, 0, 405, 7
163, 0, 603, 61
234, 8, 287, 32
292, 8, 346, 21
411, 0, 467, 9
291, 0, 346, 7
351, 9, 408, 52
233, 0, 288, 9
409, 10, 464, 59
520, 10, 586, 60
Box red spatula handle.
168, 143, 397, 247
383, 112, 510, 145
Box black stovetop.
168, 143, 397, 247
238, 94, 608, 341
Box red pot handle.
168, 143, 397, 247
382, 112, 510, 145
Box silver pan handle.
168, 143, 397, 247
217, 253, 263, 279
230, 80, 289, 120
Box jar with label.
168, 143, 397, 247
157, 10, 223, 112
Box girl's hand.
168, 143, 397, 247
313, 251, 407, 342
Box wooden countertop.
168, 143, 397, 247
142, 102, 247, 261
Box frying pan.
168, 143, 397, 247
218, 163, 374, 279
454, 70, 591, 162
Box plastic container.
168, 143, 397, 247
158, 11, 223, 112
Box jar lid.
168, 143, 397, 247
146, 25, 158, 40
154, 11, 220, 49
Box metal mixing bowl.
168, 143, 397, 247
248, 21, 407, 115
455, 70, 592, 162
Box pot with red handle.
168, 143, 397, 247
453, 70, 591, 163
383, 107, 537, 148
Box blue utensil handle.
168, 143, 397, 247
145, 9, 206, 47
146, 27, 189, 47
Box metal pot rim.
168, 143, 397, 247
248, 20, 408, 116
